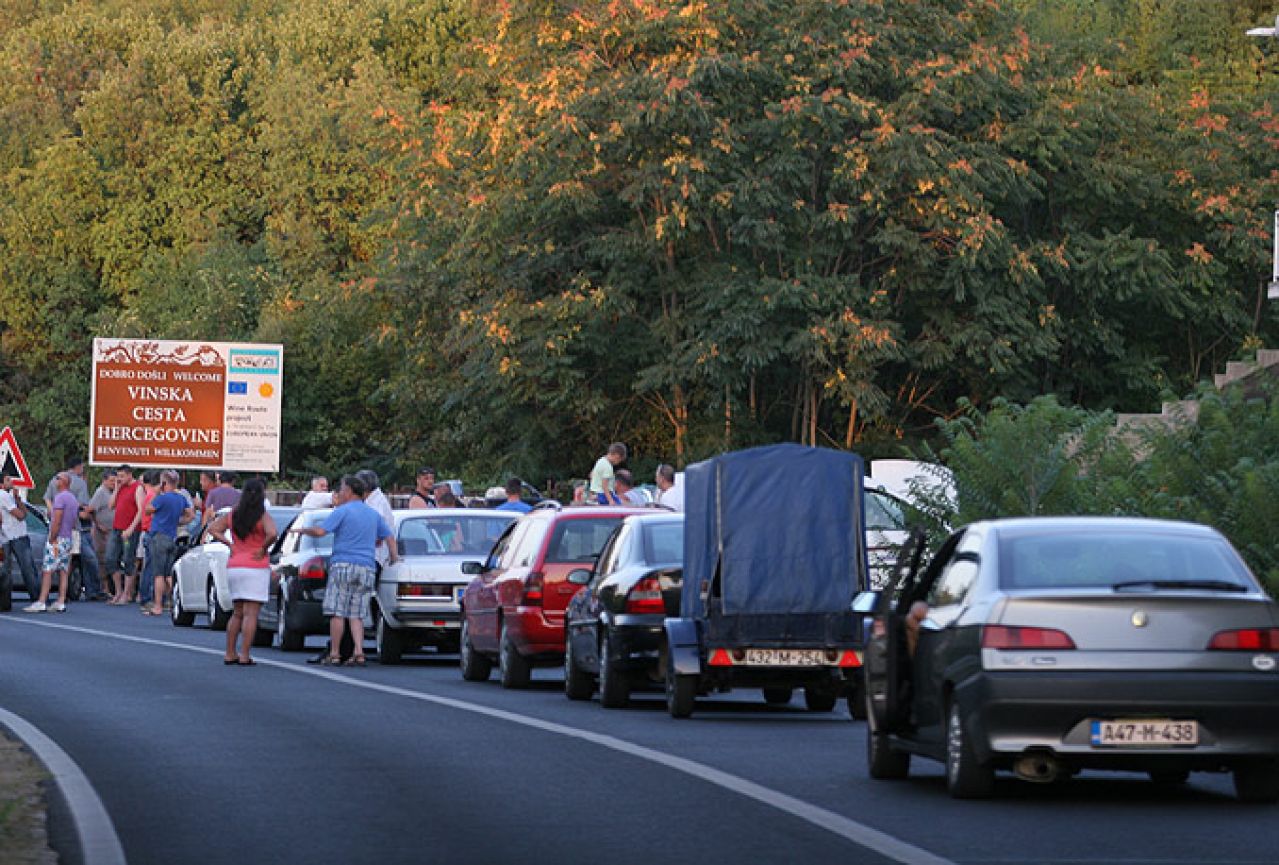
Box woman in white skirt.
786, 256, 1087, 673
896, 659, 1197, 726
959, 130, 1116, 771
208, 478, 277, 665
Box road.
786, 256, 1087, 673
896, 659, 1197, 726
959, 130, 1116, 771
1, 605, 1275, 865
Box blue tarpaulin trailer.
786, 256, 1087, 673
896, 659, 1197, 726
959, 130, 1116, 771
663, 443, 870, 718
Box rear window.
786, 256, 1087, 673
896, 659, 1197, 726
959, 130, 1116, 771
399, 514, 511, 556
999, 530, 1254, 591
545, 517, 624, 564
643, 521, 684, 565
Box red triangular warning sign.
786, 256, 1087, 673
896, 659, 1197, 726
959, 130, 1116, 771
0, 427, 34, 488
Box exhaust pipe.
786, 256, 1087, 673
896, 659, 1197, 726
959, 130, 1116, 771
1013, 753, 1061, 784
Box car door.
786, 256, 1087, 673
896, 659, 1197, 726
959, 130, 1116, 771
863, 529, 931, 732
470, 521, 526, 650
176, 529, 212, 611
568, 525, 625, 673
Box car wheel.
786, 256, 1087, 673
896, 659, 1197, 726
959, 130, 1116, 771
207, 579, 230, 631
1149, 769, 1190, 787
377, 616, 404, 665
460, 618, 493, 682
598, 630, 630, 709
945, 699, 994, 799
563, 633, 593, 700
762, 687, 793, 706
665, 655, 697, 719
499, 624, 532, 689
866, 688, 910, 779
276, 597, 304, 652
170, 583, 195, 627
0, 569, 11, 612
804, 685, 838, 712
1233, 761, 1279, 803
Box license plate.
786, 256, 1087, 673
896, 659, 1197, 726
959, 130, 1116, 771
454, 586, 465, 603
1090, 719, 1199, 747
743, 648, 828, 666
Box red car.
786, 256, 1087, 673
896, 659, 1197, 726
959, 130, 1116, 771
459, 504, 650, 688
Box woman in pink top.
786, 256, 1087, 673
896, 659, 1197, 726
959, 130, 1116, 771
208, 478, 277, 665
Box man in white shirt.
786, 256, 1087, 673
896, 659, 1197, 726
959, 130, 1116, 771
356, 470, 395, 570
0, 476, 39, 597
300, 476, 333, 509
655, 464, 684, 511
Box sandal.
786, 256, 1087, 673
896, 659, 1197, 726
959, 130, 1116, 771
321, 655, 343, 666
345, 655, 367, 667
224, 657, 240, 665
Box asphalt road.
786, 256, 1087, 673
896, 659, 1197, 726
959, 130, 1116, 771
1, 604, 1276, 865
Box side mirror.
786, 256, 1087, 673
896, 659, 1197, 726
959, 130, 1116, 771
852, 591, 882, 614
567, 568, 592, 586
461, 560, 484, 575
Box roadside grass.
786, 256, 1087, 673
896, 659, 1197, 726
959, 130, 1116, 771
0, 730, 57, 864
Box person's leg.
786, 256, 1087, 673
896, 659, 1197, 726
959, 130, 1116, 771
147, 535, 174, 614
239, 601, 261, 663
349, 615, 365, 654
12, 537, 39, 598
104, 530, 124, 602
327, 615, 346, 661
121, 533, 139, 602
79, 529, 101, 598
226, 600, 244, 661
54, 561, 69, 610
34, 568, 53, 606
138, 533, 153, 607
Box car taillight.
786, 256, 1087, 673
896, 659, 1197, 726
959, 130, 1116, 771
1207, 628, 1279, 651
982, 625, 1076, 650
624, 577, 665, 615
299, 557, 327, 582
521, 572, 543, 605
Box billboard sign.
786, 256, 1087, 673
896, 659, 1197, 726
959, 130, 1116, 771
90, 339, 283, 471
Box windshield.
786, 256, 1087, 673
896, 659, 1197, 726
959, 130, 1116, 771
398, 514, 512, 556
864, 489, 906, 531
999, 529, 1255, 592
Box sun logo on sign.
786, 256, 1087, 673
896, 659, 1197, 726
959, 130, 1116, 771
259, 382, 274, 398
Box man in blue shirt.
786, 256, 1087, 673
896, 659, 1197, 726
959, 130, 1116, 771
495, 478, 532, 514
142, 470, 194, 616
292, 475, 396, 666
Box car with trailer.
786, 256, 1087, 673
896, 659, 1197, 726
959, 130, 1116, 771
858, 516, 1279, 801
374, 508, 518, 663
663, 444, 869, 718
563, 512, 684, 707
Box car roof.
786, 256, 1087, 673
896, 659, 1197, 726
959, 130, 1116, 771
392, 508, 516, 521
619, 512, 684, 526
536, 506, 652, 520
979, 516, 1223, 539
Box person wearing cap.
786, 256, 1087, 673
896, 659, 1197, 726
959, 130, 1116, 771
408, 467, 435, 509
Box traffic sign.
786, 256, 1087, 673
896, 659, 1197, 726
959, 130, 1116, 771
0, 426, 34, 488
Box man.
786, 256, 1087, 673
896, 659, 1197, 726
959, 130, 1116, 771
613, 469, 647, 506
25, 472, 77, 612
141, 470, 193, 616
408, 467, 435, 509
300, 476, 332, 509
292, 476, 396, 666
85, 473, 116, 567
134, 470, 160, 608
655, 464, 684, 511
202, 471, 240, 528
588, 442, 627, 505
43, 458, 101, 601
495, 477, 532, 513
106, 465, 143, 605
0, 475, 39, 598
356, 469, 395, 571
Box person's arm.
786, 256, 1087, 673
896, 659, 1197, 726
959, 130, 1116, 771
259, 513, 279, 556
125, 486, 144, 536
207, 513, 231, 546
180, 502, 195, 525
5, 491, 26, 520
47, 503, 63, 541
408, 494, 427, 510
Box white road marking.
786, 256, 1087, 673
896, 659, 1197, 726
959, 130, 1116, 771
0, 705, 128, 865
1, 617, 953, 865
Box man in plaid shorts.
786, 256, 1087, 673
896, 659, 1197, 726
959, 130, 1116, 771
291, 474, 396, 666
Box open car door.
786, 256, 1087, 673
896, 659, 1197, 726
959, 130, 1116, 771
862, 529, 926, 732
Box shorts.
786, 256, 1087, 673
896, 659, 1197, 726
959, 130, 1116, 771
42, 537, 72, 573
104, 530, 139, 575
323, 562, 376, 620
148, 533, 177, 582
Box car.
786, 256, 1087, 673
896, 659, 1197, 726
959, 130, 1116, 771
563, 512, 684, 707
255, 507, 331, 651
664, 444, 869, 718
858, 516, 1279, 801
374, 508, 519, 664
169, 505, 301, 632
458, 504, 651, 688
0, 503, 87, 608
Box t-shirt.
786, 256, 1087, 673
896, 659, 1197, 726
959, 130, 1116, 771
496, 500, 532, 514
205, 485, 240, 514
322, 500, 392, 569
589, 456, 615, 496
657, 484, 684, 512
365, 489, 396, 567
87, 485, 115, 533
113, 480, 141, 531
51, 490, 79, 540
300, 491, 333, 509
44, 474, 90, 527
0, 489, 27, 540
149, 491, 187, 538
139, 488, 157, 531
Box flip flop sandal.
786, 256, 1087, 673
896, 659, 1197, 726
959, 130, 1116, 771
344, 656, 367, 667
321, 656, 344, 666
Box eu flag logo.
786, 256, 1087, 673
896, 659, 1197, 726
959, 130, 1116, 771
228, 381, 248, 395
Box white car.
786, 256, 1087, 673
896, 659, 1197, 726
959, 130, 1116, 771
375, 508, 519, 664
170, 505, 301, 632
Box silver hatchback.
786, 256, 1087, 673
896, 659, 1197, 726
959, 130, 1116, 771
859, 516, 1279, 801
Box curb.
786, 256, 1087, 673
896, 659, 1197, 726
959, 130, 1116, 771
0, 708, 127, 865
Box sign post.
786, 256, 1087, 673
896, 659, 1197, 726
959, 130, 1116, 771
89, 339, 283, 472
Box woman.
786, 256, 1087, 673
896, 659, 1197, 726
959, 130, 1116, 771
208, 478, 277, 665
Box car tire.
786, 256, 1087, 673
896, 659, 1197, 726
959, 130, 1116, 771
460, 618, 492, 682
866, 686, 910, 779
804, 685, 838, 712
499, 624, 532, 689
665, 656, 696, 719
207, 579, 231, 631
563, 633, 593, 700
277, 598, 305, 652
68, 562, 83, 602
762, 687, 793, 706
945, 700, 994, 799
1233, 761, 1279, 803
598, 630, 629, 709
0, 570, 11, 613
377, 616, 404, 665
1149, 769, 1190, 787
170, 584, 195, 627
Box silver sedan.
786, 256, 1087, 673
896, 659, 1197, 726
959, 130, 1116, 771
859, 516, 1279, 801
